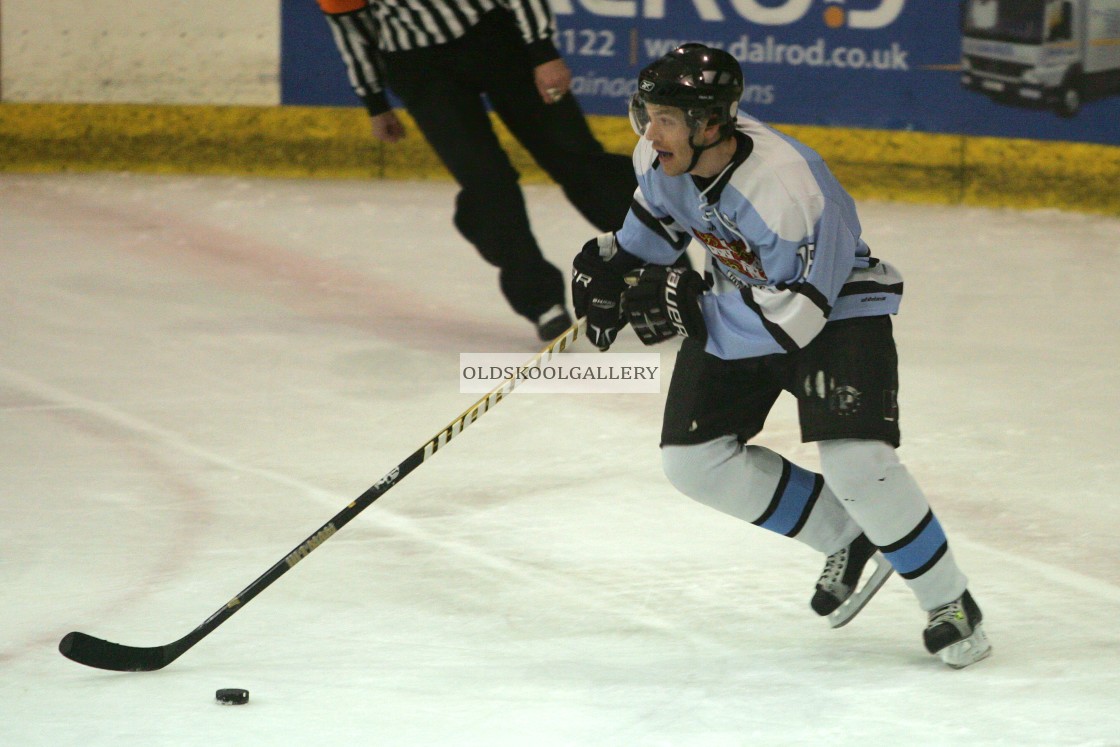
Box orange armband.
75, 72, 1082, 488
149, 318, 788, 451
317, 0, 366, 13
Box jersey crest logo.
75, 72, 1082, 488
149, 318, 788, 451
692, 229, 767, 280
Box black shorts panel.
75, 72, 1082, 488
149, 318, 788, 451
661, 316, 901, 448
791, 316, 900, 447
661, 338, 781, 446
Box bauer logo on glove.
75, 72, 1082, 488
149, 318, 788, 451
622, 266, 707, 346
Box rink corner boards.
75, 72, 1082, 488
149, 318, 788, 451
0, 101, 1117, 215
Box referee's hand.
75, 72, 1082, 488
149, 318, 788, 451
534, 59, 572, 105
369, 111, 406, 143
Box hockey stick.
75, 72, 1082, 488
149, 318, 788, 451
59, 318, 587, 671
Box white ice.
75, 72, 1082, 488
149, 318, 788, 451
1, 173, 1118, 746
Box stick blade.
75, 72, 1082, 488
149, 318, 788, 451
59, 631, 174, 672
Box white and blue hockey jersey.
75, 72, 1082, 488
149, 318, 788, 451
615, 113, 903, 361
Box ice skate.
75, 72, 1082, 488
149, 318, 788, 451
536, 305, 573, 341
811, 533, 893, 628
923, 590, 992, 669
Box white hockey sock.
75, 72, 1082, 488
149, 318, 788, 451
662, 438, 860, 554
818, 439, 968, 611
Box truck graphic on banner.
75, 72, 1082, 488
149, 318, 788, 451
960, 0, 1120, 116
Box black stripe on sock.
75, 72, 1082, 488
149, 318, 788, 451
785, 473, 824, 538
751, 458, 791, 528
899, 541, 949, 580
879, 509, 934, 554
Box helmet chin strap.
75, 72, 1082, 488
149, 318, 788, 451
684, 126, 729, 174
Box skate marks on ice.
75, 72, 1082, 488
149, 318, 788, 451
2, 174, 1120, 745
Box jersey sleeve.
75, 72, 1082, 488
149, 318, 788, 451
317, 0, 391, 116
504, 0, 562, 66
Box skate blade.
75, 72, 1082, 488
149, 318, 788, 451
828, 553, 893, 629
939, 623, 992, 669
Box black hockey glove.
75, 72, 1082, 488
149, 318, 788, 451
622, 266, 707, 346
572, 243, 629, 351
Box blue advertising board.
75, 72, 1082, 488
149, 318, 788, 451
281, 0, 1120, 146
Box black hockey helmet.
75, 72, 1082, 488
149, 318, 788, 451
630, 43, 743, 139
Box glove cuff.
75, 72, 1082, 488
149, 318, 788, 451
581, 234, 645, 274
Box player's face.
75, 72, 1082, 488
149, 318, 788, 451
642, 104, 697, 177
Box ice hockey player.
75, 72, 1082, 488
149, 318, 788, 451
571, 43, 991, 668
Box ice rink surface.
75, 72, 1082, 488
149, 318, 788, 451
2, 172, 1118, 746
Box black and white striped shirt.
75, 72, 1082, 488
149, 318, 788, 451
317, 0, 559, 115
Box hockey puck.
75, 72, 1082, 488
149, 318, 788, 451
215, 688, 249, 705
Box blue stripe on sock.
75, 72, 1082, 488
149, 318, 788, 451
882, 515, 949, 576
754, 461, 818, 537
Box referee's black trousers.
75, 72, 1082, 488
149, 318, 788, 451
383, 10, 636, 321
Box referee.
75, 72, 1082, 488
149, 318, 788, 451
317, 0, 637, 340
